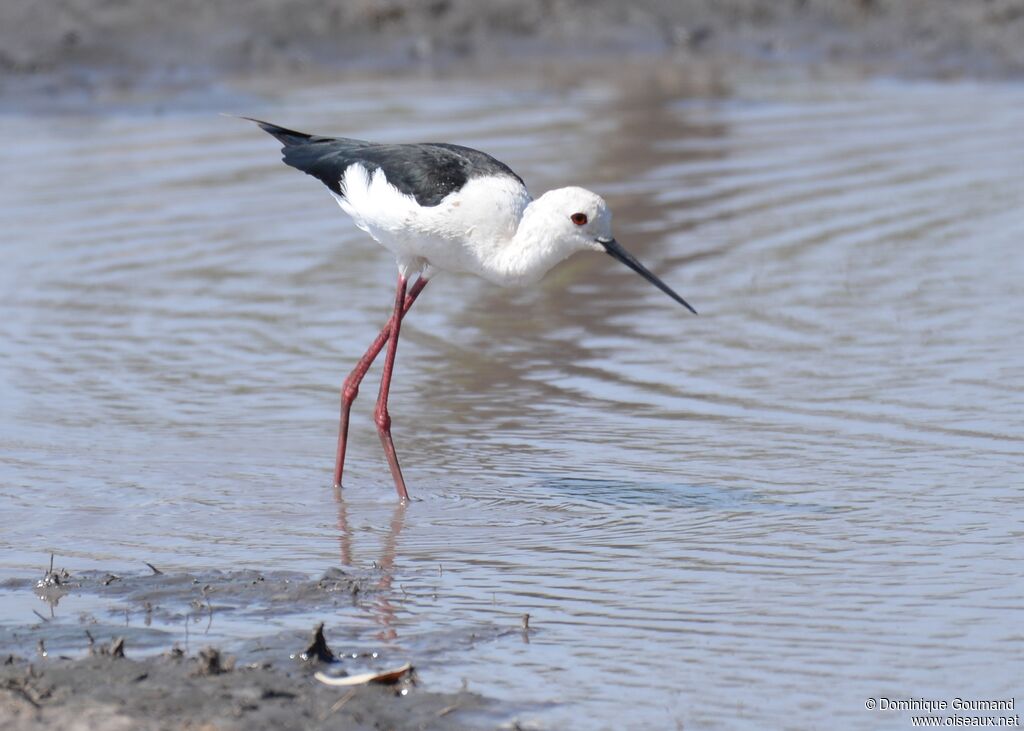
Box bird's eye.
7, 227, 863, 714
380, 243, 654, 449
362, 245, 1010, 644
570, 212, 588, 226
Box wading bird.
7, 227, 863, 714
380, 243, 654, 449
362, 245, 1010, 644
249, 118, 696, 501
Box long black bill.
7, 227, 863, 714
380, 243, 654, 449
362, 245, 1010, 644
598, 237, 697, 315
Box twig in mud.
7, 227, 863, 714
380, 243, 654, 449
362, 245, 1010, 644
86, 634, 126, 658
437, 702, 462, 717
31, 610, 49, 623
327, 688, 358, 715
201, 585, 214, 633
144, 562, 163, 575
194, 647, 233, 676
164, 645, 185, 660
37, 553, 68, 590
2, 680, 42, 710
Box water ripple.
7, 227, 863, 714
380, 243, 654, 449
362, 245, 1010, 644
1, 73, 1023, 730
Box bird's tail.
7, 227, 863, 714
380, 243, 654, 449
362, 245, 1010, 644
237, 116, 313, 147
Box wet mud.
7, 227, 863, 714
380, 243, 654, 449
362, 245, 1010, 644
1, 651, 488, 731
8, 564, 372, 628
0, 563, 513, 730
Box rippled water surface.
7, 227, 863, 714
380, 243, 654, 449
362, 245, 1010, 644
2, 67, 1023, 729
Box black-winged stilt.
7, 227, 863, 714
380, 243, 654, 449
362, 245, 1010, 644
248, 118, 696, 501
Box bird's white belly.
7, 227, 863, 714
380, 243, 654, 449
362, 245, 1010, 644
332, 167, 531, 282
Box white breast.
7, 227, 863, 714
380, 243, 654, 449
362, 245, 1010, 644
331, 165, 531, 280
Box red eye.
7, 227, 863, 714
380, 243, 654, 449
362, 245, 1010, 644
570, 212, 588, 226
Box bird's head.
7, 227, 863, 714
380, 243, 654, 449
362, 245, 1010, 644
535, 187, 697, 314
534, 186, 615, 248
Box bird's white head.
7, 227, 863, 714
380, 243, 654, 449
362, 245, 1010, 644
531, 186, 614, 253
519, 186, 697, 314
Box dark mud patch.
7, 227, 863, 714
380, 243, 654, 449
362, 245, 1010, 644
0, 650, 491, 731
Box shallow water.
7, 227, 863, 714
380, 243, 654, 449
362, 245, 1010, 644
2, 66, 1023, 729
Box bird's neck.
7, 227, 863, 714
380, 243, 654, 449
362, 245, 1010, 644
490, 203, 569, 286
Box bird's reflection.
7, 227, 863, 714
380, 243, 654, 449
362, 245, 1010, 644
334, 487, 406, 642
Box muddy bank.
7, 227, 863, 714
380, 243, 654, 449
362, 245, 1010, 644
1, 650, 489, 731
3, 0, 1023, 90
0, 563, 524, 729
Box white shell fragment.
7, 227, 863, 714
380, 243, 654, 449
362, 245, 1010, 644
314, 662, 413, 687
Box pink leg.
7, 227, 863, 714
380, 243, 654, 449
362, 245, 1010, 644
375, 275, 411, 501
334, 276, 428, 488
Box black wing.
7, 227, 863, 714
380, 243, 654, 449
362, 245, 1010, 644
248, 118, 523, 208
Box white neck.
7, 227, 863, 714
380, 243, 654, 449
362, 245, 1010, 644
486, 201, 573, 286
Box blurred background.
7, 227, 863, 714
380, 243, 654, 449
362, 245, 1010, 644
4, 0, 1024, 92
2, 2, 1023, 730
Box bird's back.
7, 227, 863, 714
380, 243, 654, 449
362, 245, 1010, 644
251, 119, 523, 208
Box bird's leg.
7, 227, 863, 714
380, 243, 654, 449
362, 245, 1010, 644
375, 274, 411, 501
334, 276, 428, 489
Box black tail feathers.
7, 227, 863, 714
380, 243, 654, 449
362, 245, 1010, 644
238, 116, 313, 147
